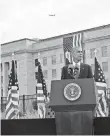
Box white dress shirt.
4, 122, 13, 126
72, 61, 80, 73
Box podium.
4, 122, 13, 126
49, 78, 98, 135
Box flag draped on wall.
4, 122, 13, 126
94, 57, 108, 117
5, 60, 19, 119
63, 33, 83, 65
35, 59, 47, 118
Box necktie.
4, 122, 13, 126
73, 63, 79, 79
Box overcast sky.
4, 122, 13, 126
0, 0, 110, 44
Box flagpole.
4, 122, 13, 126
94, 49, 97, 75
12, 52, 17, 79
12, 53, 15, 60
38, 52, 40, 63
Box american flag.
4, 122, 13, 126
35, 59, 47, 98
35, 59, 47, 118
94, 57, 108, 117
5, 60, 19, 119
63, 33, 83, 65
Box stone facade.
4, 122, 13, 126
1, 24, 110, 97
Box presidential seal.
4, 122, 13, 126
64, 83, 81, 101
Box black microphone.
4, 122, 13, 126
68, 64, 74, 73
74, 67, 79, 76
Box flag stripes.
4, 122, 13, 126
5, 60, 19, 119
94, 57, 108, 117
35, 58, 48, 118
73, 33, 82, 48
63, 33, 83, 65
6, 107, 17, 119
37, 83, 45, 101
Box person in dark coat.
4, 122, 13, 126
61, 47, 94, 135
61, 47, 93, 79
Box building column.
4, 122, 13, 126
26, 53, 36, 95
17, 54, 28, 95
2, 62, 8, 97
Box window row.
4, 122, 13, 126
1, 61, 17, 72
35, 69, 58, 79
42, 54, 64, 66
43, 69, 57, 79
91, 61, 108, 72
90, 46, 108, 58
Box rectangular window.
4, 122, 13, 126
43, 70, 48, 79
1, 63, 2, 72
1, 76, 3, 84
1, 88, 3, 97
102, 62, 108, 72
102, 46, 107, 57
90, 48, 95, 58
15, 61, 17, 68
5, 62, 10, 76
35, 72, 38, 79
5, 62, 9, 70
52, 69, 57, 78
43, 57, 47, 66
60, 54, 64, 63
51, 55, 56, 65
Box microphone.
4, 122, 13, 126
73, 66, 79, 78
68, 64, 74, 73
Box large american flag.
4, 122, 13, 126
63, 33, 83, 65
5, 60, 19, 119
94, 57, 108, 117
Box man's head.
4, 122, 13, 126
72, 47, 83, 62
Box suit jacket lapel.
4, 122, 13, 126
79, 63, 84, 78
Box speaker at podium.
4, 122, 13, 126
49, 78, 98, 135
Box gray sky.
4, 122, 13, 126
0, 0, 110, 43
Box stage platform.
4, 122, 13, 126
1, 117, 110, 135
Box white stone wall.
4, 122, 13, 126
1, 40, 26, 54
32, 37, 63, 51
16, 53, 28, 95
84, 25, 110, 40
26, 53, 36, 95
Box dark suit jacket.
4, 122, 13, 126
61, 63, 93, 79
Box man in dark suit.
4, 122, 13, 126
61, 47, 93, 79
61, 47, 94, 134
